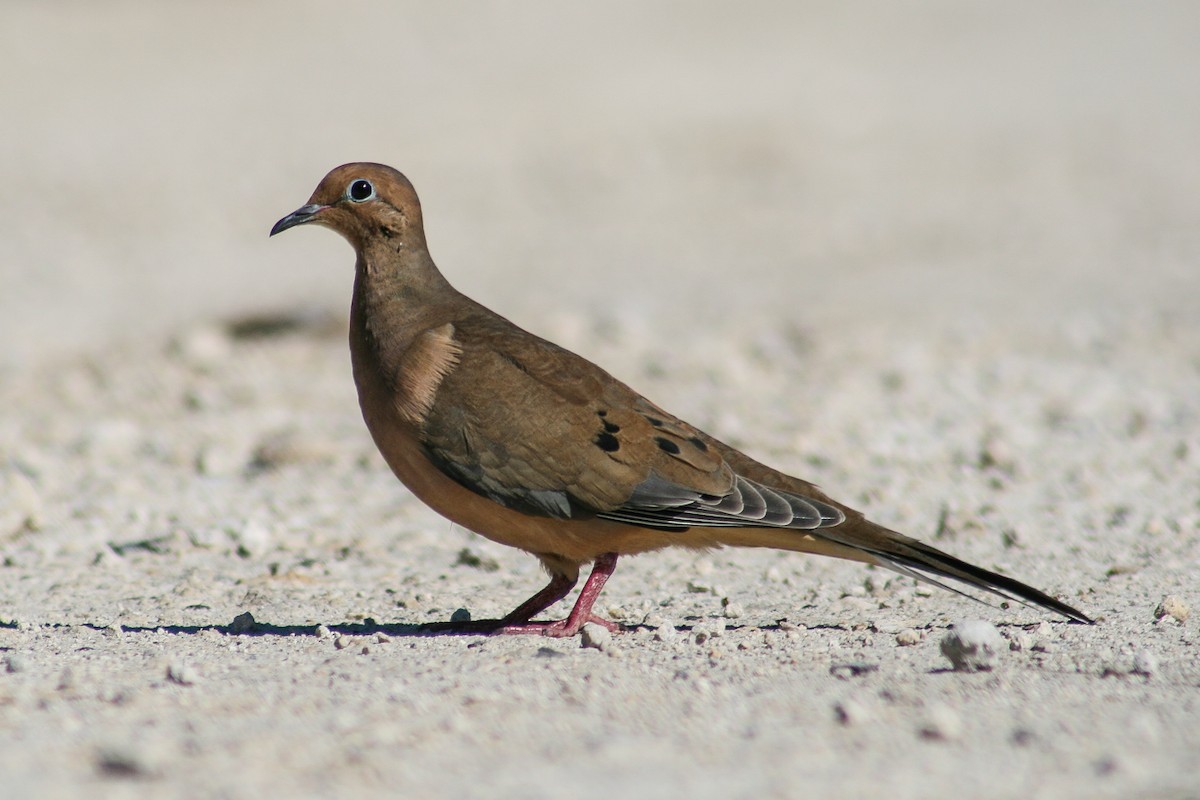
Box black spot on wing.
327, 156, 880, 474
596, 410, 620, 434
689, 436, 708, 452
655, 437, 681, 455
594, 431, 620, 452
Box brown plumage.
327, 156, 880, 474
270, 162, 1093, 636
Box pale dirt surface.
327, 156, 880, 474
2, 3, 1199, 799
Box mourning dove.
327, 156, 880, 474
270, 162, 1092, 636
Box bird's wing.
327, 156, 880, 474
416, 314, 842, 530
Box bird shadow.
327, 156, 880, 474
0, 617, 834, 640
0, 616, 1068, 641
65, 620, 515, 639
0, 617, 495, 639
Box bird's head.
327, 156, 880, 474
270, 162, 426, 251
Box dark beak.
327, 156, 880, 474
270, 204, 327, 236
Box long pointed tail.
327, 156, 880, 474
719, 518, 1093, 624
816, 519, 1094, 623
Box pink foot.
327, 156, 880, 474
499, 553, 620, 638
498, 614, 620, 637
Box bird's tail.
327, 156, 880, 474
719, 518, 1094, 624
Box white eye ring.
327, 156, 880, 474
347, 179, 375, 203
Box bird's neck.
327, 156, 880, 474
350, 247, 462, 370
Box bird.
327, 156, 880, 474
270, 162, 1093, 637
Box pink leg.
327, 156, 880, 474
499, 571, 578, 625
499, 553, 620, 637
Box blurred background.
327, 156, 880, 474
2, 1, 1198, 368
2, 11, 1198, 796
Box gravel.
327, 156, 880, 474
940, 620, 1005, 672
3, 5, 1200, 800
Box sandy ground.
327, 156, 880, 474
3, 3, 1200, 799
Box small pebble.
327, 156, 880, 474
642, 612, 666, 628
1011, 728, 1036, 747
835, 596, 874, 614
652, 628, 678, 643
1007, 632, 1032, 652
698, 619, 727, 639
232, 519, 272, 557
186, 525, 224, 550
1153, 595, 1189, 624
1, 470, 43, 533
1143, 515, 1171, 535
449, 608, 472, 623
895, 628, 924, 647
940, 620, 1003, 672
1132, 651, 1158, 676
314, 625, 331, 639
228, 611, 257, 634
96, 746, 153, 778
6, 654, 26, 674
833, 698, 871, 726
829, 662, 878, 680
334, 634, 351, 650
100, 687, 134, 706
249, 428, 333, 471
171, 324, 232, 370
194, 440, 250, 477
978, 433, 1017, 475
580, 623, 612, 651
650, 617, 679, 642
920, 704, 963, 741
692, 620, 725, 644
166, 661, 198, 686
453, 548, 500, 573
721, 601, 744, 619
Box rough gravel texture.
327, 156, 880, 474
2, 4, 1199, 800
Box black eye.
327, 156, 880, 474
348, 179, 375, 202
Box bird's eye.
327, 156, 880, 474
348, 179, 375, 202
